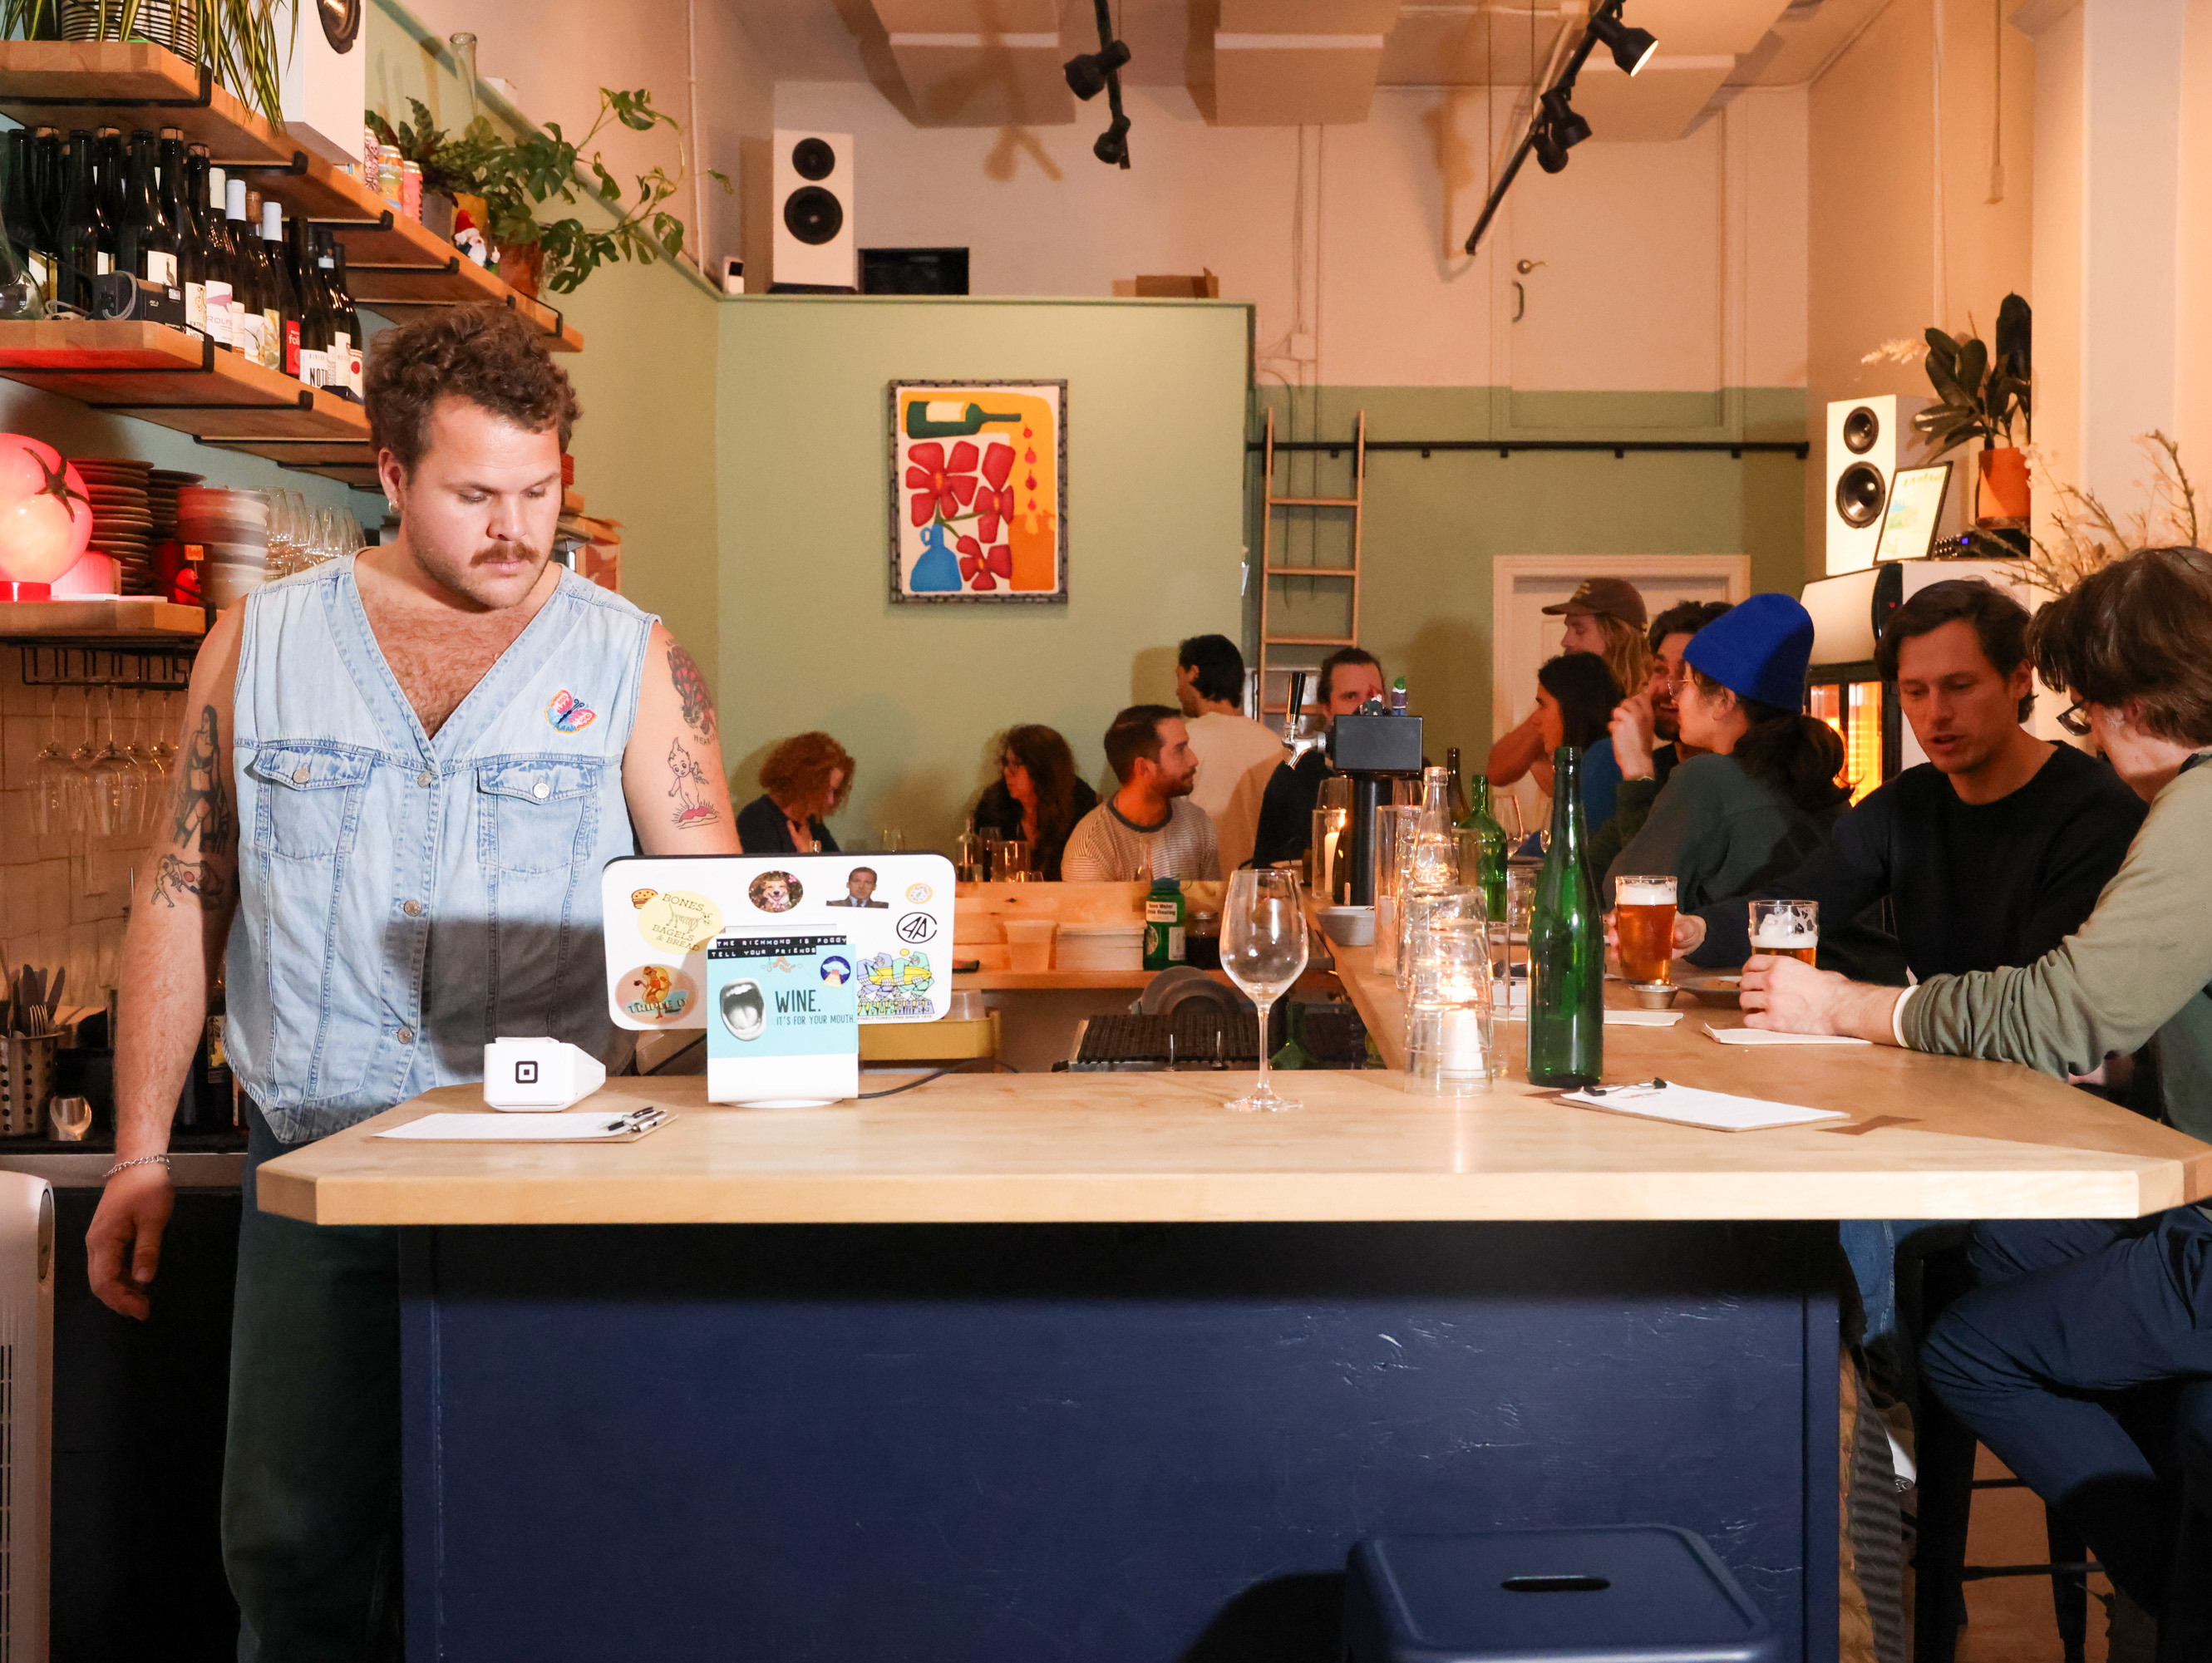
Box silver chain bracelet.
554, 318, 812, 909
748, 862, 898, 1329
102, 1154, 173, 1181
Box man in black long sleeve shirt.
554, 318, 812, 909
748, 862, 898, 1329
1678, 582, 2142, 980
1249, 647, 1384, 867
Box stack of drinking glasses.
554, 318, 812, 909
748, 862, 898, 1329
1370, 802, 1417, 976
1396, 765, 1495, 1090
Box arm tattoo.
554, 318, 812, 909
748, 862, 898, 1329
150, 854, 228, 908
170, 704, 236, 853
666, 642, 717, 742
666, 738, 722, 830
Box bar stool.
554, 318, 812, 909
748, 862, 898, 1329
1342, 1526, 1776, 1663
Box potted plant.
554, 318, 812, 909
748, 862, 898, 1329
4, 0, 287, 124
369, 86, 726, 298
1915, 293, 2032, 526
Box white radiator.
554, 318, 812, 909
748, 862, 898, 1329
0, 1174, 53, 1662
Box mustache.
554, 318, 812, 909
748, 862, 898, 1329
470, 539, 547, 567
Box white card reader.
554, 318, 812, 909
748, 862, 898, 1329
483, 1038, 608, 1112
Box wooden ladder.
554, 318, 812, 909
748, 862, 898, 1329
1256, 406, 1366, 718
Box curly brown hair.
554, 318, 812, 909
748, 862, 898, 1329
759, 732, 855, 814
365, 306, 581, 475
2030, 545, 2212, 745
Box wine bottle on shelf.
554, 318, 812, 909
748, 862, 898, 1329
224, 175, 264, 360
328, 234, 362, 396
1444, 746, 1470, 824
1525, 745, 1603, 1090
260, 199, 299, 377
30, 129, 62, 308
118, 129, 175, 288
57, 130, 106, 312
156, 128, 188, 242
177, 146, 209, 336
2, 132, 32, 279
289, 216, 326, 388
93, 128, 124, 273
201, 163, 233, 347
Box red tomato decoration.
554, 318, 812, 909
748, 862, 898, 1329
0, 435, 92, 585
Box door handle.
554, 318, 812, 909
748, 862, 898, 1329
1512, 280, 1525, 322
1516, 258, 1546, 274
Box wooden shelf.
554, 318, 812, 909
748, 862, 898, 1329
0, 41, 295, 166
0, 596, 203, 637
0, 42, 584, 355
0, 320, 372, 484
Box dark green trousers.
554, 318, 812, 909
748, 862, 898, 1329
221, 1105, 403, 1662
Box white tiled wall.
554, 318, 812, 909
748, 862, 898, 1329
0, 656, 178, 1013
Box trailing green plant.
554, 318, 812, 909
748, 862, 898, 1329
1917, 292, 2032, 453
2, 0, 289, 125
369, 86, 728, 296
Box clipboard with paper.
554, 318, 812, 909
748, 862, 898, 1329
1559, 1079, 1849, 1134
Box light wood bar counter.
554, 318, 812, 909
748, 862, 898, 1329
259, 1000, 2211, 1228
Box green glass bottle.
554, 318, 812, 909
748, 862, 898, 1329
904, 400, 1024, 440
1456, 773, 1509, 927
1525, 745, 1603, 1089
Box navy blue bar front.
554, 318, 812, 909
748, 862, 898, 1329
400, 1221, 1840, 1662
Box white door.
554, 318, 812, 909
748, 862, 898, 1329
1490, 554, 1751, 837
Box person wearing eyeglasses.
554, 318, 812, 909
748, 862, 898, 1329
1736, 546, 2212, 1654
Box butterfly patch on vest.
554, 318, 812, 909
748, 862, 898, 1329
545, 691, 597, 733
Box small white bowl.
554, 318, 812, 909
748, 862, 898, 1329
1318, 905, 1376, 947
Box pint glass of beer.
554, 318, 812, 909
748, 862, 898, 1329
1613, 875, 1678, 986
1748, 899, 1820, 964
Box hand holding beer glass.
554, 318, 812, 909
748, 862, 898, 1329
1613, 875, 1679, 987
1747, 899, 1819, 965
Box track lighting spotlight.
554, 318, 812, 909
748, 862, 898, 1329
1460, 0, 1656, 255
1094, 113, 1131, 166
1587, 10, 1659, 76
1063, 38, 1130, 101
1070, 0, 1133, 169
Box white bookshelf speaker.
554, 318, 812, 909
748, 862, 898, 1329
771, 130, 856, 292
278, 0, 367, 165
1825, 395, 1933, 575
0, 1174, 53, 1659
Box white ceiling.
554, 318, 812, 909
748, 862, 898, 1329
732, 0, 1894, 132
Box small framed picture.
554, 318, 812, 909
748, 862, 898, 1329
1874, 461, 1953, 563
888, 380, 1067, 603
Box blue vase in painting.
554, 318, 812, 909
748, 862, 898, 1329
909, 522, 962, 593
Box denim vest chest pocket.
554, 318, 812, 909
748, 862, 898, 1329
247, 743, 377, 860
475, 758, 603, 875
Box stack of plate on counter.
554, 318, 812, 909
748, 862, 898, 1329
177, 485, 269, 610
71, 455, 157, 595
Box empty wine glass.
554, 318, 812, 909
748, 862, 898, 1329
127, 691, 167, 834
90, 688, 138, 837
29, 689, 72, 837
1219, 868, 1310, 1113
65, 688, 101, 834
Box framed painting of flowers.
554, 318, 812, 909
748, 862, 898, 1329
888, 381, 1067, 603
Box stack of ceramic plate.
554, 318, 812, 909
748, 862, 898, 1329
71, 456, 156, 595
146, 469, 202, 540
177, 485, 268, 608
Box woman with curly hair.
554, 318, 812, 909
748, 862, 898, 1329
737, 731, 854, 854
970, 725, 1098, 881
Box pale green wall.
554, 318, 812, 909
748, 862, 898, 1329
718, 297, 1253, 852
1254, 385, 1807, 763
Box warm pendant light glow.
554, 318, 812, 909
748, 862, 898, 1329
0, 435, 93, 587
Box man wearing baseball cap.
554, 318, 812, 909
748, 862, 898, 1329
1487, 578, 1652, 801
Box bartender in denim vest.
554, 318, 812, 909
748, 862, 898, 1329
86, 308, 739, 1659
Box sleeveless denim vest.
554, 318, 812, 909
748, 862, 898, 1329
226, 556, 654, 1144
